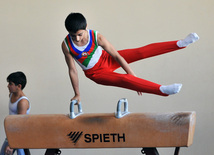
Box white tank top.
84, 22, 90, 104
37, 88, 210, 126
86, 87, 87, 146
9, 94, 30, 115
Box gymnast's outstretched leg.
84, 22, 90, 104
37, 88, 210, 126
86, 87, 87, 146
109, 33, 199, 68
85, 33, 199, 96
86, 71, 168, 96
86, 33, 199, 96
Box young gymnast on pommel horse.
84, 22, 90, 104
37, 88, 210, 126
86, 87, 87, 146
56, 12, 199, 155
61, 12, 199, 103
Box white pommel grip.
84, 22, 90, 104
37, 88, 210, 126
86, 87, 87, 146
115, 98, 130, 118
70, 100, 83, 119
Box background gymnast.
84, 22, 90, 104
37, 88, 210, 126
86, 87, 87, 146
0, 72, 30, 155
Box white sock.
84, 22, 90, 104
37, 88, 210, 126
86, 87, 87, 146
177, 33, 199, 47
160, 83, 182, 95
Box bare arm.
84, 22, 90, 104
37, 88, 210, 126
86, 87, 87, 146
97, 33, 136, 76
5, 145, 13, 155
17, 99, 29, 114
97, 33, 142, 95
61, 41, 81, 103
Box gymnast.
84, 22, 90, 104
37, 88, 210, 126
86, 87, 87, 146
61, 12, 199, 104
0, 72, 30, 155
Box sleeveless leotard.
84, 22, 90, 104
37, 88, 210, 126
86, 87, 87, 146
64, 29, 102, 70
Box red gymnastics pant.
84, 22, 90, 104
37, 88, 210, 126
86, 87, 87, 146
84, 41, 184, 96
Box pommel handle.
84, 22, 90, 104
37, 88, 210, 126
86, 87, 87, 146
115, 98, 130, 118
70, 100, 83, 119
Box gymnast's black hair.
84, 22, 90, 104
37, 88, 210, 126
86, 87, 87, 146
65, 12, 87, 33
7, 71, 27, 90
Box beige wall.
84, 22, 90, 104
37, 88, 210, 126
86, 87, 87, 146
0, 0, 213, 154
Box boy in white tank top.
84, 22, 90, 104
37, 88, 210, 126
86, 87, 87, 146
0, 71, 30, 155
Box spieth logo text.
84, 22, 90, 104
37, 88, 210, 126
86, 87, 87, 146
67, 131, 126, 145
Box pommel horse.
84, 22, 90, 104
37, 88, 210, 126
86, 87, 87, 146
4, 99, 196, 155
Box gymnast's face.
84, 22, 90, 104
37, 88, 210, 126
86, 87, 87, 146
69, 29, 87, 44
7, 81, 19, 93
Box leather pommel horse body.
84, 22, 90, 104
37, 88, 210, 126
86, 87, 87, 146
4, 99, 196, 155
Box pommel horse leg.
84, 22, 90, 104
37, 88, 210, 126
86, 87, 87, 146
45, 149, 61, 155
141, 147, 159, 155
174, 147, 180, 155
24, 149, 31, 155
141, 147, 180, 155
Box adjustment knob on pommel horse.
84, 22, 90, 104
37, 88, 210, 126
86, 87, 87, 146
4, 99, 196, 155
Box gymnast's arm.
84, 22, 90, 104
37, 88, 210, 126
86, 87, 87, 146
97, 33, 142, 95
97, 33, 135, 76
17, 99, 29, 114
61, 42, 81, 103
